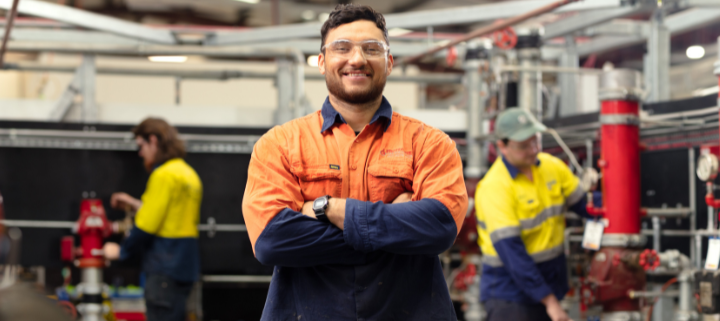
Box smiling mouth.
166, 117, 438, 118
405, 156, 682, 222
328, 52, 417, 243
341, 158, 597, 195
342, 71, 372, 78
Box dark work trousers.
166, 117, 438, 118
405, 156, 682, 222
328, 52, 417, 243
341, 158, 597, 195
145, 273, 193, 321
484, 299, 552, 321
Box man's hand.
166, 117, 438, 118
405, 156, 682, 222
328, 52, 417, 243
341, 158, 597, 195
103, 242, 120, 260
392, 192, 413, 204
110, 192, 141, 211
542, 294, 573, 321
301, 201, 316, 219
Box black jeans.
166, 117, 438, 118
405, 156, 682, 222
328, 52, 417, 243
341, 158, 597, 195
484, 299, 552, 321
145, 273, 193, 321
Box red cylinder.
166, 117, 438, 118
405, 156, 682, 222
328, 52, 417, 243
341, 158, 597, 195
600, 100, 641, 234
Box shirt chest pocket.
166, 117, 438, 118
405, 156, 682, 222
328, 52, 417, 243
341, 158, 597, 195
293, 165, 342, 201
367, 162, 414, 203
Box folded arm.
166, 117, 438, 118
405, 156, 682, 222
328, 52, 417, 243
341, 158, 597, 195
242, 128, 366, 267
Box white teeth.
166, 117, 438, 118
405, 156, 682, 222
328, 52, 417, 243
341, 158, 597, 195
347, 73, 367, 77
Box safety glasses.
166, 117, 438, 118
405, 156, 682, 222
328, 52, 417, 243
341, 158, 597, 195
322, 39, 389, 58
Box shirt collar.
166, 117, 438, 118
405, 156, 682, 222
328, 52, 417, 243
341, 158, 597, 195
501, 156, 541, 179
320, 96, 393, 133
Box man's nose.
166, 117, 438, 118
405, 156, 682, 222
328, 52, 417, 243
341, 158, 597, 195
347, 46, 367, 66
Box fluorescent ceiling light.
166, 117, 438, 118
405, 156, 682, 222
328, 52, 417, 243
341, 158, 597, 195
148, 56, 188, 63
307, 55, 319, 67
233, 0, 260, 4
388, 28, 413, 37
301, 10, 316, 21
693, 85, 719, 97
686, 45, 705, 60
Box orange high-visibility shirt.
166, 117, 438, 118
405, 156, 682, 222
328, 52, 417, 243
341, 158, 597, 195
241, 97, 468, 320
242, 97, 467, 251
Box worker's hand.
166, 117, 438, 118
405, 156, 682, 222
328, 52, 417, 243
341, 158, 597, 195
392, 192, 413, 204
110, 192, 141, 211
542, 294, 573, 321
103, 242, 120, 260
301, 201, 316, 219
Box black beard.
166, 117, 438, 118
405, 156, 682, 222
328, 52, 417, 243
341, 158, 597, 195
325, 72, 386, 105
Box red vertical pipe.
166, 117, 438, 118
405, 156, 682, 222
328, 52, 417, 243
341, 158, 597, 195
600, 100, 641, 234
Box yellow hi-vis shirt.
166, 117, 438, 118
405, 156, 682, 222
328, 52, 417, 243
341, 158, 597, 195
475, 152, 585, 303
135, 158, 203, 238
121, 158, 203, 283
476, 152, 584, 266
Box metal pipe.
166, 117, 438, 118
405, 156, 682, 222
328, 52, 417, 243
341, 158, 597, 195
627, 290, 679, 298
644, 207, 692, 217
598, 69, 643, 235
201, 275, 272, 283
0, 0, 20, 67
652, 216, 661, 252
464, 58, 484, 179
499, 65, 603, 74
677, 270, 698, 321
0, 219, 247, 232
708, 182, 716, 232
585, 139, 593, 169
690, 148, 698, 268
399, 0, 579, 65
4, 41, 307, 63
3, 63, 463, 83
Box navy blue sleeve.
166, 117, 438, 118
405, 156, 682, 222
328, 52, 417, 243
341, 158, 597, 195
254, 208, 367, 267
343, 198, 457, 256
494, 236, 553, 302
119, 225, 154, 261
570, 191, 603, 219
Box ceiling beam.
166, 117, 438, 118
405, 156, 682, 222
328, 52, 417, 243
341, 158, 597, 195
206, 0, 625, 45
542, 5, 650, 40
0, 0, 176, 44
574, 8, 720, 57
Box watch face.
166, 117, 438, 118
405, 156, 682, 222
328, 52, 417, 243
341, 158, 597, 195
313, 198, 325, 209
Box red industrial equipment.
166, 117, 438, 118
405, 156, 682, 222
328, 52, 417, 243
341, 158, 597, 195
706, 58, 720, 212
61, 199, 113, 321
586, 69, 657, 320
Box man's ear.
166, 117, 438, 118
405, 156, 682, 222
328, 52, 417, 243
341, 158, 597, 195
149, 134, 159, 146
386, 53, 394, 76
496, 140, 507, 156
318, 53, 326, 75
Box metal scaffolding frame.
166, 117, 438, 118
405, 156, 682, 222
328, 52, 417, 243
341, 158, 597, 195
0, 0, 718, 179
0, 0, 176, 44
206, 0, 625, 46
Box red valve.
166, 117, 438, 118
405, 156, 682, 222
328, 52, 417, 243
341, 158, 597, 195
453, 264, 477, 291
446, 46, 458, 66
638, 249, 660, 271
492, 27, 517, 50
579, 277, 595, 311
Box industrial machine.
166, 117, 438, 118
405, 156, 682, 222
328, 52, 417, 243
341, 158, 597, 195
60, 199, 121, 321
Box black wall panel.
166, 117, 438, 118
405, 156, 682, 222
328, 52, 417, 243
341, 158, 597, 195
0, 121, 272, 276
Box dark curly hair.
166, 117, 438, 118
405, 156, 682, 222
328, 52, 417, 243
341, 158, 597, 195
320, 4, 388, 52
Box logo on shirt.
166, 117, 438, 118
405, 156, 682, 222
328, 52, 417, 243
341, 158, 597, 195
380, 149, 412, 159
546, 179, 557, 191
329, 164, 340, 170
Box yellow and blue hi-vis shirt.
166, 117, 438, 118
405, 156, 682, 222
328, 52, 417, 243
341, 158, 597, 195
475, 152, 587, 303
120, 158, 203, 283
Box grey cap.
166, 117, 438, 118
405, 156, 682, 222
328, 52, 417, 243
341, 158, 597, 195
494, 108, 547, 141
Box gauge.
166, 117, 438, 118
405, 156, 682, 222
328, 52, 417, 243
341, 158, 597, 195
697, 153, 719, 182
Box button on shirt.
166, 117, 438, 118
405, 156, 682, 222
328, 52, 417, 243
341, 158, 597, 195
242, 96, 468, 320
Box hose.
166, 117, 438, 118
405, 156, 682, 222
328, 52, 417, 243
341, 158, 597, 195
645, 277, 678, 321
546, 128, 584, 175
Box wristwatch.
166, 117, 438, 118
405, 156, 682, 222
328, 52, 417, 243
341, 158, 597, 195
312, 195, 331, 222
